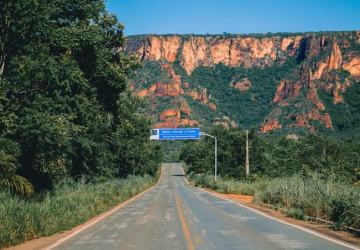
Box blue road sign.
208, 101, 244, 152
158, 128, 201, 140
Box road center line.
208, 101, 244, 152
175, 192, 195, 250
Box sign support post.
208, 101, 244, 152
245, 129, 249, 176
202, 133, 217, 182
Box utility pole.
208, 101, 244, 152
245, 129, 249, 176
202, 133, 218, 181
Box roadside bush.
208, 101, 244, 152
287, 208, 305, 220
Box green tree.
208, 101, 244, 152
0, 0, 162, 191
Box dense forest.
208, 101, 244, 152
0, 0, 163, 196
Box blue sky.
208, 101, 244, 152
105, 0, 360, 35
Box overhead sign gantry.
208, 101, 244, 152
150, 128, 218, 181
150, 128, 201, 140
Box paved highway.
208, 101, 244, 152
52, 163, 357, 250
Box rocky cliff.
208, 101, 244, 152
126, 32, 360, 134
127, 35, 291, 74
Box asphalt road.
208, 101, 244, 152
52, 163, 357, 250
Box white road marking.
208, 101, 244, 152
73, 239, 124, 244
230, 214, 257, 221
116, 222, 128, 230
215, 229, 238, 236
129, 211, 144, 216
165, 211, 174, 221
167, 231, 176, 239
264, 233, 306, 249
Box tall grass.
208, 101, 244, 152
188, 173, 261, 195
188, 173, 360, 230
0, 175, 155, 248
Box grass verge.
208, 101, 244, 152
0, 175, 156, 248
187, 172, 360, 230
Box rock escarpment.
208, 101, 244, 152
126, 32, 360, 132
127, 35, 284, 75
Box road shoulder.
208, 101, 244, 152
196, 186, 360, 248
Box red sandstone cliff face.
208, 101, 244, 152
128, 34, 360, 79
130, 34, 359, 78
230, 78, 252, 91
292, 110, 333, 130
135, 62, 217, 112
280, 36, 302, 55
307, 82, 325, 111
155, 112, 199, 128
329, 40, 343, 69
208, 37, 277, 70
159, 109, 180, 121
310, 38, 359, 80
186, 86, 217, 110
133, 62, 215, 128
208, 103, 217, 111
263, 34, 360, 132
312, 40, 342, 80
127, 33, 360, 132
307, 38, 360, 107
179, 99, 191, 115
180, 37, 212, 75
155, 100, 199, 128
187, 87, 209, 104
136, 63, 183, 97
137, 36, 181, 62
273, 80, 302, 103
343, 55, 360, 77
137, 81, 182, 97
129, 35, 285, 75
260, 119, 282, 133
332, 78, 351, 104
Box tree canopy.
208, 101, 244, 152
0, 0, 162, 193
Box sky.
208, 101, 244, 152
105, 0, 360, 35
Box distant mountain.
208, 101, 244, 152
125, 32, 360, 135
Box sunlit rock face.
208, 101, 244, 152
260, 118, 282, 133
231, 78, 252, 92
126, 32, 360, 132
129, 35, 281, 75
343, 55, 360, 77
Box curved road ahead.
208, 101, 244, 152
53, 163, 357, 250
